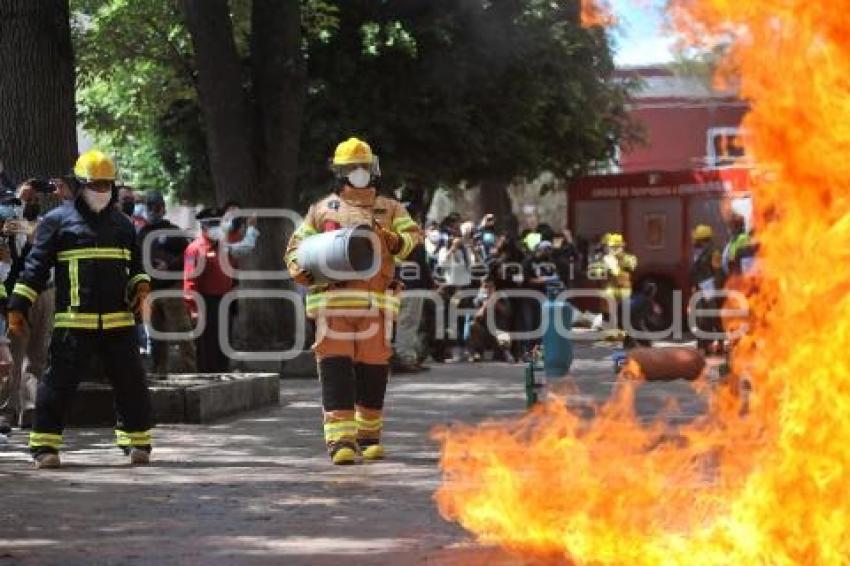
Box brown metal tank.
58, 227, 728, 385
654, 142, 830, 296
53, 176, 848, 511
623, 347, 707, 382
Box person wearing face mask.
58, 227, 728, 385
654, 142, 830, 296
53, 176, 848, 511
6, 150, 154, 469
475, 214, 498, 260
183, 208, 234, 373
130, 194, 149, 232
423, 221, 441, 258
285, 137, 422, 466
138, 192, 195, 374
0, 183, 57, 434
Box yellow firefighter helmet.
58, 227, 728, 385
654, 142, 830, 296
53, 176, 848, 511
333, 137, 375, 166
605, 233, 625, 247
73, 150, 117, 182
331, 137, 381, 177
692, 224, 714, 242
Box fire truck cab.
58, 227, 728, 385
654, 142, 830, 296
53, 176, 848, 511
568, 167, 753, 327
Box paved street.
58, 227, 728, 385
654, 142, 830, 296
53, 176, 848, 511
0, 341, 708, 565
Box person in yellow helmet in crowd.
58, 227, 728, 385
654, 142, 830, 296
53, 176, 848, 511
600, 233, 638, 346
690, 224, 725, 354
7, 150, 154, 469
285, 138, 422, 465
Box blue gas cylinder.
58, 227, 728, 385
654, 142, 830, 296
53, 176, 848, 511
542, 282, 574, 377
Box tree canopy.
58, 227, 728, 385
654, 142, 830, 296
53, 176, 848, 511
74, 0, 200, 198
301, 0, 636, 214
73, 0, 635, 209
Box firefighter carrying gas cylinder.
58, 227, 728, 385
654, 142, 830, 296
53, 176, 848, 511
7, 150, 153, 469
285, 138, 422, 465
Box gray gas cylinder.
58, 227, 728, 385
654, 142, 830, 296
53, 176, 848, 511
296, 224, 380, 284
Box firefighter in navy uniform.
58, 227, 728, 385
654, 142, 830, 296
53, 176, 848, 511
285, 138, 422, 465
690, 224, 725, 354
7, 150, 154, 469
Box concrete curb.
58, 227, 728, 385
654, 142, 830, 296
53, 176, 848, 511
66, 373, 280, 426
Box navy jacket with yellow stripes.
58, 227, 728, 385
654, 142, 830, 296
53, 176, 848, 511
8, 196, 151, 331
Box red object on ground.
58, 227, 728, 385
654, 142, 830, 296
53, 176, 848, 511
624, 347, 707, 382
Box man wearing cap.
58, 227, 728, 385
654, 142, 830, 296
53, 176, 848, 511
7, 150, 154, 468
139, 192, 195, 374
184, 208, 232, 373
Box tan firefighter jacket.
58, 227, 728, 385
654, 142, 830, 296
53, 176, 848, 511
285, 187, 422, 318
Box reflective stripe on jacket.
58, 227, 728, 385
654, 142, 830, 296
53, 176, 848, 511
305, 290, 400, 317
8, 198, 150, 331
285, 189, 422, 318
603, 252, 636, 298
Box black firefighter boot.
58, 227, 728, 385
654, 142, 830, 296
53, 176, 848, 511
319, 357, 358, 465
354, 364, 390, 461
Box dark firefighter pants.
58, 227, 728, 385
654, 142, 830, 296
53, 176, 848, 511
319, 357, 389, 451
29, 328, 153, 456
195, 294, 229, 373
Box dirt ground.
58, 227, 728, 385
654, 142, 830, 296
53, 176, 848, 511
0, 340, 709, 565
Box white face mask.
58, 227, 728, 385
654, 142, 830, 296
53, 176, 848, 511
83, 189, 112, 212
207, 227, 223, 241
347, 167, 371, 189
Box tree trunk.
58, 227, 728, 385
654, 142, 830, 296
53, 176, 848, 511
229, 1, 306, 352
181, 0, 256, 205
251, 0, 304, 211
0, 0, 77, 184
479, 178, 517, 234
183, 0, 307, 355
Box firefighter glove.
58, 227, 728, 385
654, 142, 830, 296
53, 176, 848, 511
375, 222, 402, 255
288, 260, 314, 286
7, 310, 26, 336
130, 281, 152, 317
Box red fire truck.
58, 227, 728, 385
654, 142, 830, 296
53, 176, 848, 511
568, 167, 753, 325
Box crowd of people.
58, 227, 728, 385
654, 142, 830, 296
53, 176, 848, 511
390, 209, 757, 371
391, 212, 583, 371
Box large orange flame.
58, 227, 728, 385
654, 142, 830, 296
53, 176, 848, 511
435, 1, 850, 563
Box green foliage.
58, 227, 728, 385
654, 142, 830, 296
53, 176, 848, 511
73, 0, 634, 208
73, 0, 209, 200
73, 0, 340, 203
298, 0, 637, 205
